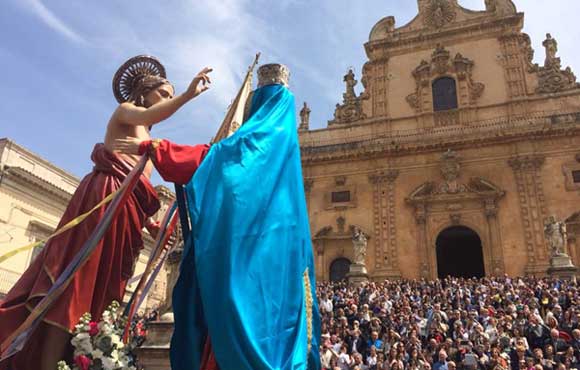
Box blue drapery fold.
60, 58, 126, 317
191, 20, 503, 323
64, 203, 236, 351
170, 84, 321, 370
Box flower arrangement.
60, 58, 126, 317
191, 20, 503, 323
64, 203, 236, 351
57, 301, 138, 370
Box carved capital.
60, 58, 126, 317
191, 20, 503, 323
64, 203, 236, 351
369, 170, 400, 184
335, 176, 347, 186
508, 155, 546, 171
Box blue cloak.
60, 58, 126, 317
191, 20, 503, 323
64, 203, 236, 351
170, 84, 321, 370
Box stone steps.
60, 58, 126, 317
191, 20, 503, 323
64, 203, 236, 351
135, 317, 174, 370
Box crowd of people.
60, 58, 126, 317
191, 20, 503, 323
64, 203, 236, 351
130, 307, 160, 347
317, 277, 580, 370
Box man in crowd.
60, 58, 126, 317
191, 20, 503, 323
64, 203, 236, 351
317, 276, 580, 370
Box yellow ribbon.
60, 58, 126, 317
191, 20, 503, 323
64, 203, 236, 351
0, 190, 119, 264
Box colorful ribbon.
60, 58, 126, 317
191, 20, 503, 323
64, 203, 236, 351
122, 201, 179, 342
0, 191, 117, 264
0, 156, 147, 362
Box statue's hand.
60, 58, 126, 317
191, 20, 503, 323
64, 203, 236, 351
186, 67, 213, 99
145, 218, 161, 239
113, 136, 143, 155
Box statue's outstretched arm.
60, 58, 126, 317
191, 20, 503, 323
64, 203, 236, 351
112, 67, 212, 127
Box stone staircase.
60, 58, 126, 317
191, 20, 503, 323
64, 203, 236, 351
135, 316, 174, 370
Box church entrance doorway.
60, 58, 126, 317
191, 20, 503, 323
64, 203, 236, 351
436, 226, 485, 279
329, 258, 351, 282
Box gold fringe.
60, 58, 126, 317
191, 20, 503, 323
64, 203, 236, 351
302, 268, 313, 357
149, 139, 162, 154
24, 302, 73, 334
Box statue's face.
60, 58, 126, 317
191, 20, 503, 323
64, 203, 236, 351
144, 83, 174, 107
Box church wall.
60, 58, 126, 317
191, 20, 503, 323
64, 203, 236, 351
302, 1, 580, 280
0, 188, 60, 280
386, 49, 433, 121
306, 132, 580, 280
386, 37, 508, 123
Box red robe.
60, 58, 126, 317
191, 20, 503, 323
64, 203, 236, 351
139, 139, 210, 185
139, 139, 218, 370
0, 144, 160, 369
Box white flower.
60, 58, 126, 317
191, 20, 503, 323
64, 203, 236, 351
78, 340, 93, 354
77, 332, 90, 341
57, 360, 72, 370
99, 321, 114, 336
101, 357, 115, 370
110, 333, 123, 347
110, 349, 119, 362
91, 349, 104, 360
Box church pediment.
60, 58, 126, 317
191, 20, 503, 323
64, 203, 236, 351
405, 150, 505, 204
313, 222, 371, 241
406, 177, 504, 204
369, 0, 517, 42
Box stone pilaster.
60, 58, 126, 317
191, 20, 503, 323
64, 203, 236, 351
369, 170, 400, 278
499, 34, 531, 98
508, 155, 548, 274
364, 59, 390, 118
484, 198, 505, 275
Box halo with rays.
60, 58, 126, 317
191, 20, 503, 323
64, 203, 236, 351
112, 55, 167, 103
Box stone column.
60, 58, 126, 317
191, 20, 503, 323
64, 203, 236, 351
159, 246, 183, 318
484, 198, 505, 276
508, 155, 549, 275
368, 170, 401, 279
414, 203, 431, 279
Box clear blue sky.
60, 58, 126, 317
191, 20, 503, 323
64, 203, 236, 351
1, 0, 579, 185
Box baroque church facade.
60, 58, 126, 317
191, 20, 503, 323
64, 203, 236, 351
299, 0, 580, 281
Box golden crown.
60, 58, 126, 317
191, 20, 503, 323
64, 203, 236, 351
257, 63, 290, 88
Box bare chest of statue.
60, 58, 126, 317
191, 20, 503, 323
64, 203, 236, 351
104, 121, 153, 178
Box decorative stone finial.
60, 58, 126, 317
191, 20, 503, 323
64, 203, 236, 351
299, 102, 311, 131
536, 33, 580, 94
543, 33, 559, 68
328, 69, 367, 126
257, 63, 290, 88
420, 0, 457, 29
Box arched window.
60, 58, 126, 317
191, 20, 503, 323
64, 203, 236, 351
432, 77, 458, 112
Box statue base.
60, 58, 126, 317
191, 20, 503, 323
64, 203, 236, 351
547, 254, 578, 280
134, 319, 173, 370
347, 263, 369, 286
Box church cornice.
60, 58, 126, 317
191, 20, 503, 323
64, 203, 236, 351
0, 165, 73, 203
300, 111, 580, 164
154, 185, 176, 201
0, 138, 79, 188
